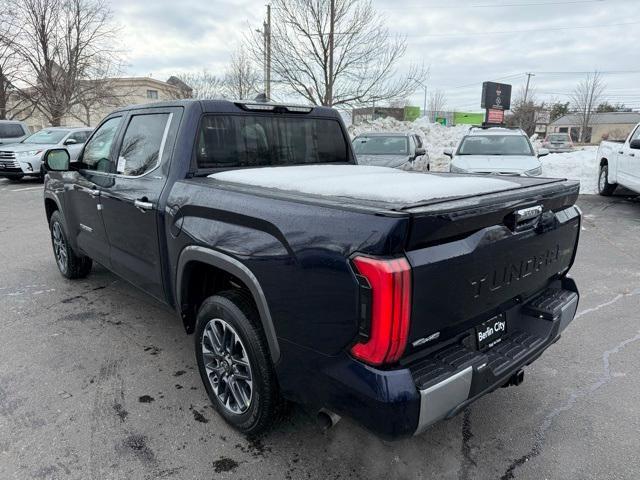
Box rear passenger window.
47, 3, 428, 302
117, 113, 170, 176
68, 131, 91, 144
0, 123, 26, 138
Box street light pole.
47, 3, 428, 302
415, 80, 428, 118
423, 84, 427, 118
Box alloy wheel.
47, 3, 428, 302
201, 318, 253, 415
52, 222, 68, 273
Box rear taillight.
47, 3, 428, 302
350, 255, 411, 366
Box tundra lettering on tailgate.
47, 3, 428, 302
470, 244, 562, 299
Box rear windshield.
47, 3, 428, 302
0, 123, 25, 138
458, 135, 533, 156
196, 115, 348, 169
353, 136, 408, 155
23, 129, 69, 145
548, 134, 570, 142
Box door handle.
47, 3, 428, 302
618, 151, 625, 154
134, 199, 154, 212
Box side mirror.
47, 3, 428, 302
415, 147, 426, 158
538, 148, 550, 157
44, 148, 71, 172
443, 148, 453, 158
64, 138, 77, 145
630, 139, 640, 150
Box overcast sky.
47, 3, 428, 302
112, 0, 639, 112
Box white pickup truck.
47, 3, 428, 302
597, 122, 640, 195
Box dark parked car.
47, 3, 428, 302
353, 132, 429, 170
43, 100, 581, 438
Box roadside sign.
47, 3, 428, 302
435, 117, 447, 126
486, 109, 505, 124
481, 82, 512, 111
535, 110, 551, 124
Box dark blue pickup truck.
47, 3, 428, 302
42, 100, 581, 438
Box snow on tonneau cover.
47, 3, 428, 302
209, 165, 520, 204
211, 164, 581, 350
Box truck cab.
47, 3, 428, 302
597, 122, 640, 195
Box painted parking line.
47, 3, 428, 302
8, 186, 43, 192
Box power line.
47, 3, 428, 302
405, 21, 640, 38
384, 0, 609, 9
449, 72, 525, 89
532, 70, 640, 75
442, 70, 639, 93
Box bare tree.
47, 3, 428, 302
388, 98, 408, 108
570, 71, 605, 143
176, 70, 225, 100
224, 47, 260, 100
0, 2, 27, 120
247, 0, 425, 107
428, 89, 446, 118
72, 77, 132, 126
1, 0, 122, 126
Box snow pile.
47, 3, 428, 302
348, 117, 468, 172
541, 147, 599, 195
210, 165, 520, 204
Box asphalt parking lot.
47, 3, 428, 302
1, 178, 639, 480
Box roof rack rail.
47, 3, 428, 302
469, 125, 525, 133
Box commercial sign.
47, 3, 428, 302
486, 109, 505, 124
481, 82, 512, 111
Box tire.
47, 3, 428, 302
195, 290, 281, 436
598, 164, 616, 196
49, 210, 93, 279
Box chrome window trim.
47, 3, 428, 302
79, 112, 173, 180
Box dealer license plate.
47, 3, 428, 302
476, 314, 507, 350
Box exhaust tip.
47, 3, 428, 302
317, 408, 341, 430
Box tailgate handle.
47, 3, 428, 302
509, 205, 543, 233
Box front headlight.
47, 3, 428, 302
525, 166, 542, 176
15, 150, 43, 158
450, 164, 469, 174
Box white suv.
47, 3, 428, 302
445, 127, 548, 176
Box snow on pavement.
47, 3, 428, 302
349, 118, 600, 194
210, 165, 520, 204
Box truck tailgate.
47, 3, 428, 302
404, 180, 580, 348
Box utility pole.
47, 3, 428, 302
327, 0, 335, 106
523, 72, 535, 104
263, 4, 272, 101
